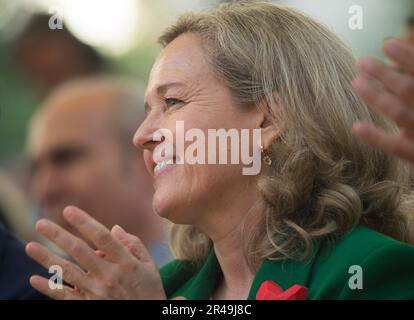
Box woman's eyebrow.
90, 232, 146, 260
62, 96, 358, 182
144, 82, 188, 112
156, 82, 187, 95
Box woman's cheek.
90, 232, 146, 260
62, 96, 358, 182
151, 163, 188, 219
151, 162, 200, 223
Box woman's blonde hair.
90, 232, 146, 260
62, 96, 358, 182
159, 1, 414, 269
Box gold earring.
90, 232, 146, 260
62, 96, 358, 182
261, 145, 272, 166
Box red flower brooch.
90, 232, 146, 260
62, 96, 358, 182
256, 281, 308, 300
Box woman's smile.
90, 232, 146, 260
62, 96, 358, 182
153, 158, 175, 179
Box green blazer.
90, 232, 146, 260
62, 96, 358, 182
160, 225, 414, 299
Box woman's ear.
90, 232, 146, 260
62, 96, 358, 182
261, 120, 280, 150
256, 96, 281, 150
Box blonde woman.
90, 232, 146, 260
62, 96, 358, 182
26, 2, 414, 300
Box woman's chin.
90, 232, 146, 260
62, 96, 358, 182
153, 191, 178, 219
152, 193, 194, 225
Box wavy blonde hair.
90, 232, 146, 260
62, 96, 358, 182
159, 1, 414, 269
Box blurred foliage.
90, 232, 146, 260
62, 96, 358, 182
0, 42, 41, 157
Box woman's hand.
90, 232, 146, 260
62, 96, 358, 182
25, 206, 166, 300
352, 39, 414, 170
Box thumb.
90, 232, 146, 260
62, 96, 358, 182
111, 225, 153, 264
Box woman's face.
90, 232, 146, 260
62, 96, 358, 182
134, 33, 264, 226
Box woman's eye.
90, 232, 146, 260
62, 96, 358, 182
164, 98, 184, 108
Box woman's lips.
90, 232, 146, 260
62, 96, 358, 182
153, 156, 179, 180
154, 158, 174, 179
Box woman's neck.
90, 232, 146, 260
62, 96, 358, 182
196, 180, 264, 299
212, 230, 256, 300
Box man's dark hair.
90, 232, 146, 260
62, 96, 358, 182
408, 15, 414, 27
13, 13, 104, 71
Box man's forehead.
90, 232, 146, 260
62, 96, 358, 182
44, 90, 115, 117
29, 118, 92, 156
28, 102, 114, 156
38, 106, 109, 139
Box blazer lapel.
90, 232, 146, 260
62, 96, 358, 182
247, 240, 324, 300
173, 250, 222, 300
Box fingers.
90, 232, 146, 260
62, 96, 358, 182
352, 38, 414, 169
352, 76, 414, 137
29, 275, 82, 300
357, 57, 414, 110
63, 206, 129, 262
383, 39, 414, 75
111, 225, 154, 264
35, 218, 107, 275
25, 242, 93, 292
353, 122, 414, 164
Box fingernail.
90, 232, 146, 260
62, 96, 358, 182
352, 77, 369, 91
112, 225, 127, 239
358, 57, 377, 73
36, 219, 50, 233
114, 225, 126, 233
352, 122, 364, 132
25, 242, 38, 255
384, 39, 402, 55
353, 122, 372, 136
63, 206, 78, 221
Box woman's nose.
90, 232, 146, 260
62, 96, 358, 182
133, 114, 160, 151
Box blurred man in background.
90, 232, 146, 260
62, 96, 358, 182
0, 13, 106, 166
12, 14, 105, 93
26, 76, 172, 267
